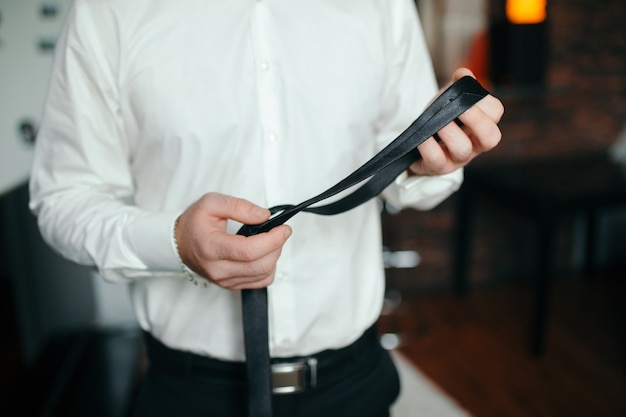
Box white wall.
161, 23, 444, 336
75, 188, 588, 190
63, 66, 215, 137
0, 0, 136, 365
0, 0, 74, 196
417, 0, 487, 83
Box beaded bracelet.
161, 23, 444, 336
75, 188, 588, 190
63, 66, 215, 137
173, 216, 209, 287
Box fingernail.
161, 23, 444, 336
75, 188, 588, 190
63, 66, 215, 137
284, 227, 292, 239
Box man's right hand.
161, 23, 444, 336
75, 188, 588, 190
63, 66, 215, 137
174, 193, 292, 290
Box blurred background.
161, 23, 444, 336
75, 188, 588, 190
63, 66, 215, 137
1, 0, 624, 416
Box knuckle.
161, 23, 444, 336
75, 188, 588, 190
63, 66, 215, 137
481, 125, 502, 150
454, 141, 473, 161
197, 240, 217, 261
260, 275, 275, 287
246, 258, 274, 278
200, 192, 234, 214
496, 103, 505, 119
205, 264, 228, 283
200, 192, 219, 205
423, 152, 448, 173
234, 244, 257, 262
228, 196, 244, 213
463, 106, 482, 125
489, 97, 505, 120
249, 275, 275, 290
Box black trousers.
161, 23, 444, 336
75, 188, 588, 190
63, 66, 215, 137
132, 325, 400, 417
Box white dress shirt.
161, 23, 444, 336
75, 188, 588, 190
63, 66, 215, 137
29, 0, 462, 361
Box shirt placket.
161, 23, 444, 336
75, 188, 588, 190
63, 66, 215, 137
252, 0, 297, 356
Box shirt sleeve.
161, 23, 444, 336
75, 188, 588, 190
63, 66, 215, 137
376, 0, 464, 211
28, 1, 181, 283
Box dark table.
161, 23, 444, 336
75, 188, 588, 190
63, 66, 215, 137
453, 151, 626, 356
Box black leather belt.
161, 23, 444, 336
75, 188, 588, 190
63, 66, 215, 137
237, 76, 490, 417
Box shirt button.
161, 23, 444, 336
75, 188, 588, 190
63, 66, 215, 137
267, 132, 277, 143
260, 60, 269, 71
275, 271, 286, 281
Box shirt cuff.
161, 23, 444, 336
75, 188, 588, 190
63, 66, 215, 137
128, 211, 182, 271
383, 168, 464, 211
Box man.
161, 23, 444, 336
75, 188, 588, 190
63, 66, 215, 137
29, 0, 503, 416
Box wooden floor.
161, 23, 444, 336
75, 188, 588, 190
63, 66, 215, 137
378, 268, 625, 417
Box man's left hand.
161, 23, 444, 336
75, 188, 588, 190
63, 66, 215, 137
409, 67, 504, 176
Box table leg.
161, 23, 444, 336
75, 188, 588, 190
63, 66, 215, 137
453, 183, 472, 297
531, 207, 555, 357
583, 209, 597, 277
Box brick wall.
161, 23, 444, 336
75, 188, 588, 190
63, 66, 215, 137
384, 0, 626, 294
491, 0, 626, 159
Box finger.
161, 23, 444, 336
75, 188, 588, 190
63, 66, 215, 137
416, 136, 449, 174
222, 259, 279, 290
208, 260, 275, 288
213, 224, 292, 262
457, 105, 502, 153
230, 274, 276, 291
450, 67, 504, 123
199, 192, 270, 226
435, 122, 473, 164
474, 94, 505, 124
206, 250, 282, 289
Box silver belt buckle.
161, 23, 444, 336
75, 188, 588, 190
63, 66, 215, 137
271, 358, 317, 394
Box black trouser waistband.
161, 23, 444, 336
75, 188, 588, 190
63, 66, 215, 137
143, 324, 380, 392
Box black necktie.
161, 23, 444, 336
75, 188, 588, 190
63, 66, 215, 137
237, 76, 489, 417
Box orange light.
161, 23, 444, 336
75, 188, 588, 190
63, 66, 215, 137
506, 0, 547, 24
